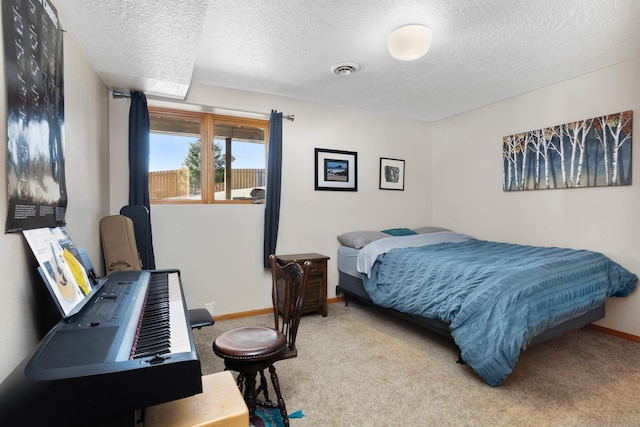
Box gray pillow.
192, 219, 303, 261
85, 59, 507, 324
337, 230, 389, 249
412, 226, 451, 234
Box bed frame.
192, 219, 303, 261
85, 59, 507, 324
336, 271, 606, 358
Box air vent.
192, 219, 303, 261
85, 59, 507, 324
331, 62, 360, 76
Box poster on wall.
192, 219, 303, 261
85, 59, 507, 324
503, 110, 632, 191
2, 0, 66, 232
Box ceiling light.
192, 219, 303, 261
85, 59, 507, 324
331, 62, 360, 76
387, 24, 432, 61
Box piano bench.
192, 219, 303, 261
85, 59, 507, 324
144, 371, 248, 427
189, 308, 215, 329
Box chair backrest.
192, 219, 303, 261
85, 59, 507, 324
269, 254, 311, 359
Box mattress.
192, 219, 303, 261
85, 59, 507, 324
337, 246, 360, 278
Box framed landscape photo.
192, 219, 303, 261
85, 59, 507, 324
379, 157, 405, 190
315, 148, 358, 191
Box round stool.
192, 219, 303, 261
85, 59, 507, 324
213, 326, 289, 424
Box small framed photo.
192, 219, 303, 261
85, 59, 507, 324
379, 157, 405, 190
315, 148, 358, 191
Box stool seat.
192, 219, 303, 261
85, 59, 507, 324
213, 326, 286, 361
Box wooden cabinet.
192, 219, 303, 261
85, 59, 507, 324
276, 253, 329, 317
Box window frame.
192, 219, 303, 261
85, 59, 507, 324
148, 106, 269, 205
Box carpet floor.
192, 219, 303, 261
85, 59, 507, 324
194, 302, 640, 426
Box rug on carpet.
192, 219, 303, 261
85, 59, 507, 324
251, 405, 304, 427
251, 404, 284, 427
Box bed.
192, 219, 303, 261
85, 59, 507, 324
336, 227, 638, 386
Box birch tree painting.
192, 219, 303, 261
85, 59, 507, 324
503, 111, 632, 191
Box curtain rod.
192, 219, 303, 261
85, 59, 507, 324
112, 90, 295, 122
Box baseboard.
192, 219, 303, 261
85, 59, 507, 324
212, 297, 345, 322
586, 323, 640, 343
213, 307, 272, 322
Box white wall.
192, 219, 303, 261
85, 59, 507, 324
0, 1, 110, 380
432, 57, 640, 335
109, 84, 433, 315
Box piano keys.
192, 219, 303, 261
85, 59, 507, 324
130, 271, 192, 359
0, 269, 202, 427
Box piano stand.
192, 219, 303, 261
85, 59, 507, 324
144, 372, 248, 427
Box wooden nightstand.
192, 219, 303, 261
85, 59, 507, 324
276, 253, 329, 317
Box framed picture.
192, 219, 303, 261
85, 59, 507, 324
379, 157, 405, 190
315, 148, 358, 191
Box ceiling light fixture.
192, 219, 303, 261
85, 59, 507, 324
387, 24, 432, 61
331, 62, 360, 76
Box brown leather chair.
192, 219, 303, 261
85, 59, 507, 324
212, 254, 311, 426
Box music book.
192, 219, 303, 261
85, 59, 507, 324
23, 227, 96, 319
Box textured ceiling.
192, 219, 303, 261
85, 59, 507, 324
56, 0, 208, 98
56, 0, 640, 121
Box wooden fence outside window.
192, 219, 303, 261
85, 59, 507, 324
149, 168, 265, 199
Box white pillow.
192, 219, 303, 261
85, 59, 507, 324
337, 230, 389, 249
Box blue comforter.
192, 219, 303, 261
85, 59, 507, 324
360, 238, 637, 386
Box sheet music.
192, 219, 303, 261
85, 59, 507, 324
23, 227, 92, 317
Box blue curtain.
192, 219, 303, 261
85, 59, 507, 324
128, 91, 156, 269
263, 111, 283, 267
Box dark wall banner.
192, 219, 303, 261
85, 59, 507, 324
3, 0, 66, 232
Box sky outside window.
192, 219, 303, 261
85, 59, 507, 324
150, 133, 265, 171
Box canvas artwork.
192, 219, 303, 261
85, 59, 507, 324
503, 110, 632, 191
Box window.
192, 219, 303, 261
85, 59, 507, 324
148, 107, 269, 204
